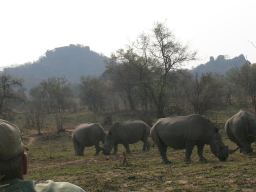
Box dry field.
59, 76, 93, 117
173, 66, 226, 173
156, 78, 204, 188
24, 132, 256, 192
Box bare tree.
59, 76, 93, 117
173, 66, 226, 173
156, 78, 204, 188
0, 74, 23, 119
106, 49, 143, 111
138, 23, 196, 117
228, 63, 256, 112
27, 86, 48, 134
31, 77, 73, 132
184, 73, 224, 114
80, 77, 106, 112
105, 23, 196, 117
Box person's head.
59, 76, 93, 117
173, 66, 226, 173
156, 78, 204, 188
0, 120, 27, 181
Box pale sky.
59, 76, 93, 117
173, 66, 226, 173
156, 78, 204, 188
0, 0, 255, 69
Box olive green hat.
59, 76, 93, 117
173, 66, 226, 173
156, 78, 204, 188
0, 119, 24, 161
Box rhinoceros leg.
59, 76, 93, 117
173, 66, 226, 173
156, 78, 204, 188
239, 141, 253, 154
113, 144, 118, 154
232, 134, 253, 154
229, 134, 243, 151
197, 144, 207, 163
123, 143, 131, 154
76, 144, 84, 156
95, 142, 101, 156
79, 146, 85, 156
142, 139, 150, 152
185, 143, 194, 163
156, 141, 171, 164
73, 137, 84, 156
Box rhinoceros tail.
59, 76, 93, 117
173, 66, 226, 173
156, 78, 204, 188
224, 120, 232, 138
224, 120, 241, 154
150, 121, 164, 147
224, 120, 229, 132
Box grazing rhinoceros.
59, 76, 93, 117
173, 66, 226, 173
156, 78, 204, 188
225, 110, 256, 154
150, 114, 229, 164
103, 120, 150, 155
72, 123, 105, 156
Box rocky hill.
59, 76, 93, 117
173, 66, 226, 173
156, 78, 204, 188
192, 54, 249, 75
3, 44, 108, 89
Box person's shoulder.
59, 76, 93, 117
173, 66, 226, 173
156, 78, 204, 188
0, 179, 35, 191
35, 180, 85, 192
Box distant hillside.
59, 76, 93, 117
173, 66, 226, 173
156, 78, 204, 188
192, 54, 249, 75
4, 44, 108, 89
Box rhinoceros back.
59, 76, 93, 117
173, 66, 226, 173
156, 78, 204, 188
225, 110, 256, 143
151, 114, 215, 149
73, 123, 105, 146
111, 120, 150, 144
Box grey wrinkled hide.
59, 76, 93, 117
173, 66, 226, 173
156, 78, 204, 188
151, 114, 229, 164
225, 110, 256, 154
103, 120, 150, 155
72, 123, 105, 156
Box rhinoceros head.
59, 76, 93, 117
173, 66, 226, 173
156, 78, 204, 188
103, 131, 114, 155
210, 130, 229, 161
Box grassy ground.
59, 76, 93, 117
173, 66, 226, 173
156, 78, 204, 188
24, 132, 256, 192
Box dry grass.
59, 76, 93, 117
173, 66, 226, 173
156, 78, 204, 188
24, 132, 256, 192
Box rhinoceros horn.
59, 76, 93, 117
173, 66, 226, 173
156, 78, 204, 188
229, 147, 240, 154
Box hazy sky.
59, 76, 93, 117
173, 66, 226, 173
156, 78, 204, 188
0, 0, 255, 69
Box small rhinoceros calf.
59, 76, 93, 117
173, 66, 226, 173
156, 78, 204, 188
150, 114, 229, 164
225, 110, 256, 154
72, 123, 105, 156
103, 120, 150, 155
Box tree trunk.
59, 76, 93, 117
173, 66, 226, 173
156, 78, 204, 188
156, 104, 165, 118
126, 90, 136, 111
156, 88, 166, 118
251, 95, 256, 113
55, 113, 64, 133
